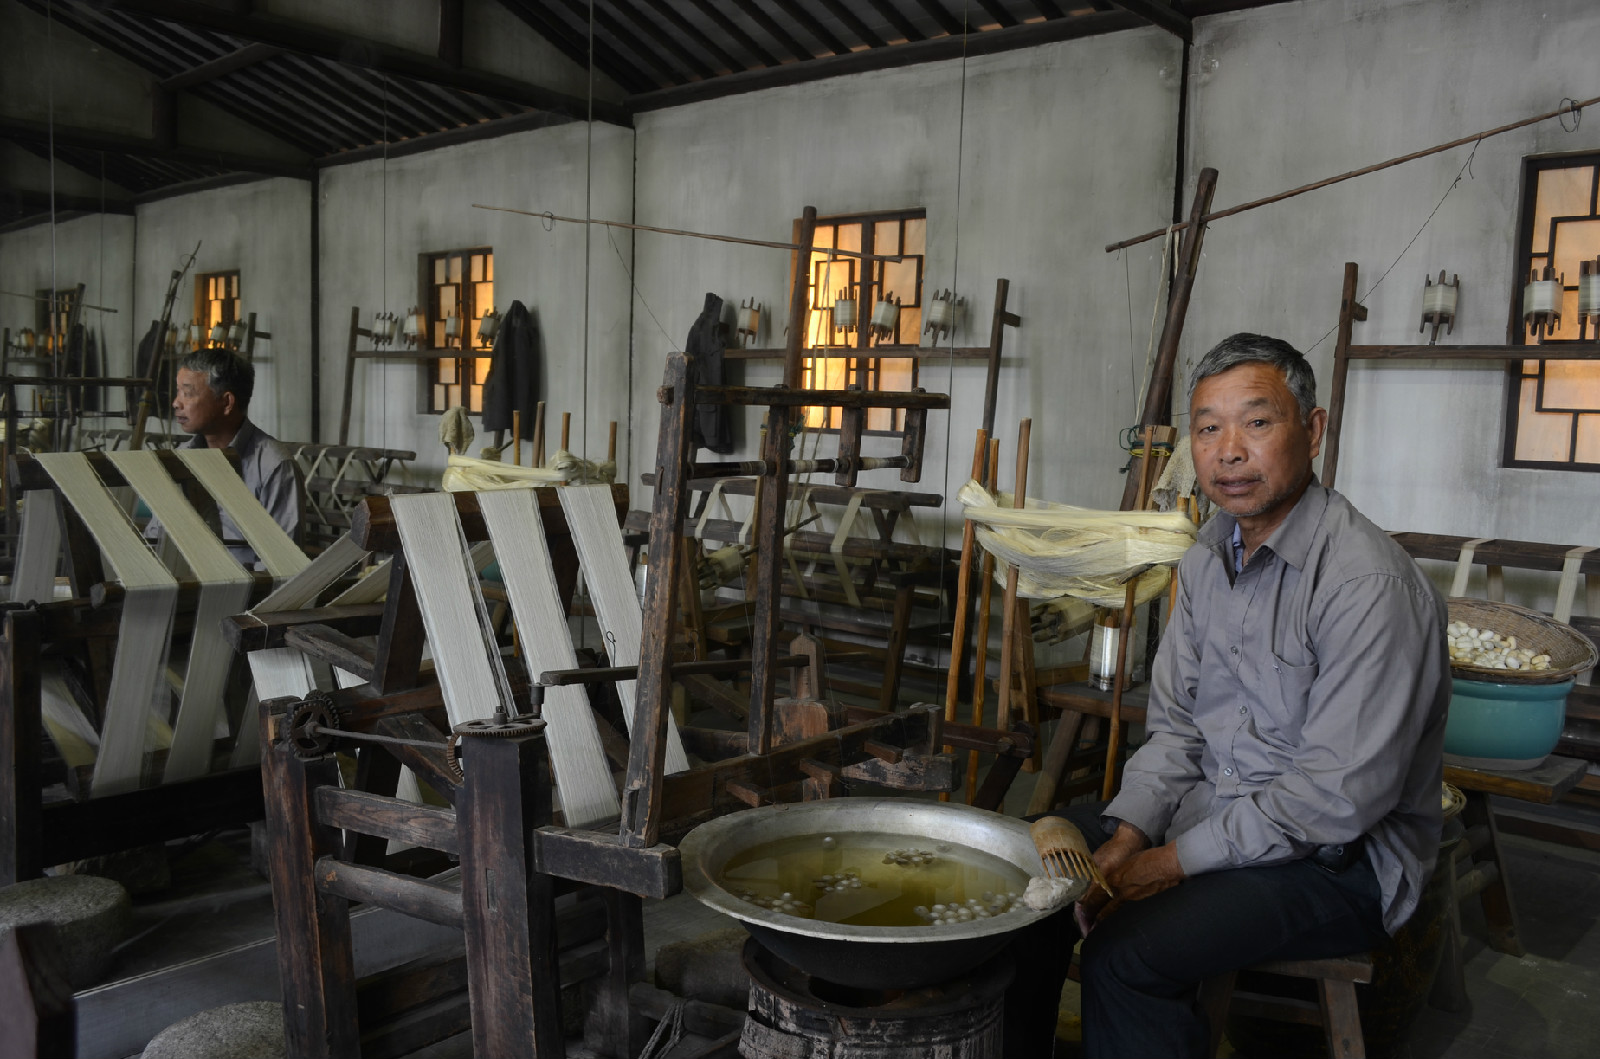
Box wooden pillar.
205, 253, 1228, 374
587, 890, 646, 1058
260, 700, 359, 1059
339, 306, 361, 448
1321, 262, 1365, 489
748, 206, 819, 754
0, 609, 42, 885
457, 727, 564, 1058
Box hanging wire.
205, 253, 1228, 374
381, 74, 390, 451
1306, 137, 1482, 354
934, 0, 972, 637
582, 0, 595, 465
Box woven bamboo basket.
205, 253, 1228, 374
1446, 598, 1598, 685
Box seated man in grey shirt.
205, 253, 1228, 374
1004, 333, 1450, 1057
149, 347, 303, 567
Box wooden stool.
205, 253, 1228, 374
1199, 953, 1372, 1059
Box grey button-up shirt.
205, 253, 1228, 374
161, 419, 302, 567
1106, 482, 1450, 933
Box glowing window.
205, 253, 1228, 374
422, 248, 495, 414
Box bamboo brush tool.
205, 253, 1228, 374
1030, 816, 1113, 898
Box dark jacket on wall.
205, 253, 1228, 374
688, 292, 733, 455
482, 299, 540, 438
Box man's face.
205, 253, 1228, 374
1190, 362, 1327, 527
173, 368, 234, 436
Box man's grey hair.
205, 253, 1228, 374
1187, 333, 1318, 423
180, 347, 254, 410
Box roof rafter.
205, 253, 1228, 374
105, 0, 630, 125
1107, 0, 1193, 41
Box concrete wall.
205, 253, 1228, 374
0, 210, 135, 368
1184, 0, 1600, 608
132, 178, 315, 441
316, 120, 634, 474
630, 27, 1185, 532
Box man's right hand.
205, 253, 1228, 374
1074, 821, 1149, 934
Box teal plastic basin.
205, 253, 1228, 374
1443, 677, 1572, 771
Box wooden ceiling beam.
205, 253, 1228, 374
910, 0, 965, 37
683, 0, 780, 69
439, 0, 465, 68
1107, 0, 1192, 41
632, 9, 1144, 112
105, 0, 630, 125
768, 0, 851, 59
0, 190, 135, 218
0, 119, 313, 179
159, 41, 283, 90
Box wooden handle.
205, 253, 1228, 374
966, 436, 1003, 804
532, 401, 546, 466
1030, 816, 1091, 857
512, 410, 522, 466
608, 420, 618, 462
560, 411, 571, 452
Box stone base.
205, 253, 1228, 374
655, 926, 752, 1010
141, 1001, 285, 1059
0, 874, 131, 989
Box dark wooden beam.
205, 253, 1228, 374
105, 0, 630, 125
768, 0, 850, 57
546, 0, 687, 86
438, 0, 465, 67
160, 41, 284, 90
726, 0, 815, 64
864, 0, 925, 43
974, 0, 1019, 29
0, 119, 312, 178
910, 0, 965, 37
684, 0, 780, 68
1108, 0, 1192, 41
816, 0, 887, 50
630, 10, 1144, 111
495, 0, 654, 96
635, 0, 746, 76
0, 190, 135, 217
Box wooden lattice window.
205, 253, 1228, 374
1507, 155, 1600, 470
422, 248, 495, 414
800, 209, 925, 433
194, 271, 241, 335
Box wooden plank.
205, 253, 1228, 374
314, 856, 464, 928
283, 623, 378, 685
1444, 755, 1589, 804
530, 827, 681, 899
370, 554, 425, 694
225, 603, 388, 653
315, 786, 460, 855
1391, 532, 1600, 575
638, 474, 943, 510
1348, 344, 1600, 360
38, 768, 265, 868
694, 386, 950, 410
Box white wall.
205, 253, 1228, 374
133, 178, 315, 441
0, 210, 135, 370
630, 27, 1185, 536
1184, 0, 1600, 606
317, 120, 635, 474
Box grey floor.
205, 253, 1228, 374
89, 792, 1600, 1058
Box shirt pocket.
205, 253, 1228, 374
1257, 652, 1317, 745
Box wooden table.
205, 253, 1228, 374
1436, 755, 1589, 1004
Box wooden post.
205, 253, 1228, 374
980, 278, 1020, 440
339, 306, 363, 447
620, 354, 695, 848
747, 206, 818, 754
513, 410, 522, 466
996, 419, 1032, 730
966, 437, 1000, 804
1103, 426, 1160, 800
608, 420, 618, 464
456, 727, 564, 1058
260, 702, 360, 1059
1321, 262, 1366, 489
532, 401, 547, 466
0, 609, 42, 885
587, 890, 647, 1057
1119, 168, 1218, 511
940, 428, 988, 802
560, 411, 571, 453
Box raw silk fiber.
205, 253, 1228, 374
957, 479, 1197, 602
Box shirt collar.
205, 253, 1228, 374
1200, 477, 1330, 573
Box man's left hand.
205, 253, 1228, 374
1087, 843, 1187, 926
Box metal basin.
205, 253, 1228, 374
680, 798, 1082, 990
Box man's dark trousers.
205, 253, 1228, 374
1001, 801, 1388, 1057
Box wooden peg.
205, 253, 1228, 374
532, 401, 546, 466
